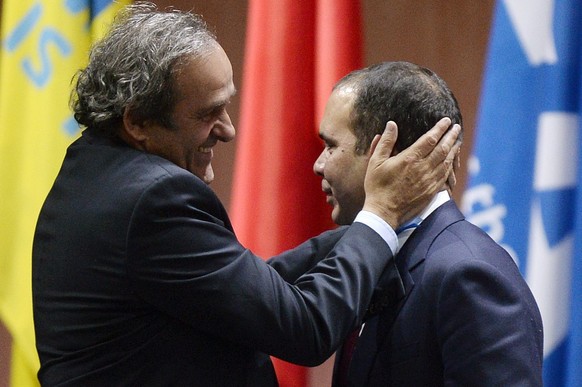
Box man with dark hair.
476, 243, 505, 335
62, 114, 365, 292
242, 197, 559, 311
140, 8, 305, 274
32, 4, 460, 386
314, 61, 543, 386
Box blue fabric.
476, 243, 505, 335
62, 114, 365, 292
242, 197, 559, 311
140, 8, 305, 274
462, 1, 582, 385
91, 0, 114, 20
64, 0, 115, 21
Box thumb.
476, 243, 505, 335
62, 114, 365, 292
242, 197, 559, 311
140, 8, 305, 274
370, 121, 398, 159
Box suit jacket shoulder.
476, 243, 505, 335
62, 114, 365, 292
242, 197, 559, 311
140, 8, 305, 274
345, 201, 543, 387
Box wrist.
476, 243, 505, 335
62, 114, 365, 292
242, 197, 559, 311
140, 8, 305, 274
362, 201, 399, 230
354, 211, 398, 255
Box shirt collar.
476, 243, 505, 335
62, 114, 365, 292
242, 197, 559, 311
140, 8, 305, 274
396, 190, 451, 252
418, 190, 451, 222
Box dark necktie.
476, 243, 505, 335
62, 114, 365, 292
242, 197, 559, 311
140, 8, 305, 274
336, 325, 361, 386
335, 221, 417, 386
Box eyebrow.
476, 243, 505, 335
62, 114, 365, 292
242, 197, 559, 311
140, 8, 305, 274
318, 131, 335, 145
197, 89, 237, 117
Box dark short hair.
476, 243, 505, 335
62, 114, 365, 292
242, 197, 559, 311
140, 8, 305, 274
335, 61, 463, 155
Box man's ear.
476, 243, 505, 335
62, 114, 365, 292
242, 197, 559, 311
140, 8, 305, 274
121, 108, 147, 150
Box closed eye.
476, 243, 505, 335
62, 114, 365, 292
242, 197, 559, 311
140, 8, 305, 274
319, 133, 336, 151
197, 104, 227, 122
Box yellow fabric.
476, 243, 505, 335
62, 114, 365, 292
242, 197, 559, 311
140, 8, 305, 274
0, 1, 130, 385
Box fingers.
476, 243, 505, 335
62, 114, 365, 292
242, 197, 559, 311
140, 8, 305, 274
427, 123, 461, 168
369, 135, 382, 157
362, 118, 462, 229
403, 117, 452, 161
369, 121, 398, 159
447, 172, 457, 192
443, 133, 461, 166
446, 140, 462, 190
454, 145, 462, 170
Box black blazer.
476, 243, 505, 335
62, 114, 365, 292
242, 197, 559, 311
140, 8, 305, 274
333, 201, 544, 386
32, 128, 396, 386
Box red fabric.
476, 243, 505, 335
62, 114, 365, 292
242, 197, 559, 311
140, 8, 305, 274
315, 0, 364, 123
336, 327, 361, 387
230, 1, 363, 385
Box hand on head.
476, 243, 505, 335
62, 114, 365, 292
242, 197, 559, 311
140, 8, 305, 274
362, 117, 461, 229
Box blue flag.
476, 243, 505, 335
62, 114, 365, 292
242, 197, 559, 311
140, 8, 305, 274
462, 0, 582, 385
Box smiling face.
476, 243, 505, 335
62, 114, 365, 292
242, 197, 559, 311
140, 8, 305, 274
313, 86, 370, 225
132, 43, 236, 184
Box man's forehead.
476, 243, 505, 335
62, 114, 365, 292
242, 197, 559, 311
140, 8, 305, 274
323, 88, 356, 122
335, 84, 358, 97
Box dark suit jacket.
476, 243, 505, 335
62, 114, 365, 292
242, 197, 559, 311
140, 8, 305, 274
333, 201, 543, 386
32, 128, 395, 386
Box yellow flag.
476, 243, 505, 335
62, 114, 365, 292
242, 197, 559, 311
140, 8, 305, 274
0, 1, 130, 385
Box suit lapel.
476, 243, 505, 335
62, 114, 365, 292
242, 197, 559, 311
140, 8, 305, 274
346, 201, 465, 386
346, 249, 411, 385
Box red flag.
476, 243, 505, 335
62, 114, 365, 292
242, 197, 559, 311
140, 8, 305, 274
230, 1, 363, 385
315, 0, 363, 123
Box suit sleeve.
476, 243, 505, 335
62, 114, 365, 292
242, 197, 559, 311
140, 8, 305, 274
126, 172, 391, 365
433, 236, 543, 386
266, 227, 348, 282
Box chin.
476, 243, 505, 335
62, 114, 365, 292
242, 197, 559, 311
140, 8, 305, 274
196, 165, 214, 185
203, 174, 214, 185
332, 211, 349, 226
334, 207, 361, 226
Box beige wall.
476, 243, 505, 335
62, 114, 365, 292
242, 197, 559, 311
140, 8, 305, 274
0, 0, 494, 384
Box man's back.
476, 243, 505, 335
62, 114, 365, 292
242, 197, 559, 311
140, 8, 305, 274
32, 128, 277, 385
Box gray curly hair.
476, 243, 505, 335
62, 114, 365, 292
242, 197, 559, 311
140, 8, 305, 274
71, 1, 217, 135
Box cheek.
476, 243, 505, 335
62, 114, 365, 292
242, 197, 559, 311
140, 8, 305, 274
190, 124, 211, 143
334, 159, 367, 198
326, 152, 350, 173
175, 115, 213, 141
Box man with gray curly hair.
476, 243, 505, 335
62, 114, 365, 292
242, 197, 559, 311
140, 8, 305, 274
32, 2, 459, 385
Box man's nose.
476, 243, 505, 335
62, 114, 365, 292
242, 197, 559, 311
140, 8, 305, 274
215, 112, 236, 142
313, 152, 325, 176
